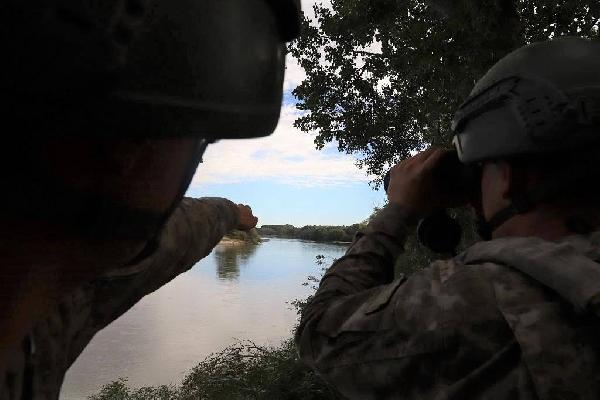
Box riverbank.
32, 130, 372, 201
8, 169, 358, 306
220, 228, 262, 245
218, 237, 254, 245
257, 224, 364, 243
259, 235, 351, 245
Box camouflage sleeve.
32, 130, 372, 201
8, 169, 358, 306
294, 204, 486, 398
297, 203, 414, 323
295, 203, 417, 363
90, 197, 240, 322
58, 197, 240, 368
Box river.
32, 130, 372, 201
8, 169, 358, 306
59, 238, 348, 399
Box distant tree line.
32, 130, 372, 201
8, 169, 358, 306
257, 224, 366, 243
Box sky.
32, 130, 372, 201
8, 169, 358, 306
186, 0, 387, 227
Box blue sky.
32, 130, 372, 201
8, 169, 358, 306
185, 0, 387, 227
185, 87, 387, 226
187, 179, 384, 227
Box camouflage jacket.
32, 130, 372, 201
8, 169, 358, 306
1, 197, 239, 400
296, 203, 600, 400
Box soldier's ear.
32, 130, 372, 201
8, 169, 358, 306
480, 161, 512, 221
482, 161, 512, 200
498, 161, 514, 200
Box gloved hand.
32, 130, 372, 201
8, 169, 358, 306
236, 204, 258, 231
387, 147, 469, 220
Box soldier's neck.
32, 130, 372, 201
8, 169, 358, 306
492, 205, 600, 241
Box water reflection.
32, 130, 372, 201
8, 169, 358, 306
214, 243, 259, 281
60, 239, 348, 400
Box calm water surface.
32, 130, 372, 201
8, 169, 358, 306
60, 238, 347, 399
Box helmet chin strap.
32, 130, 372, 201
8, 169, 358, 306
477, 194, 533, 241
477, 162, 598, 241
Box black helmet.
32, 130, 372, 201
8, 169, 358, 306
3, 0, 301, 139
452, 37, 600, 163
451, 37, 600, 239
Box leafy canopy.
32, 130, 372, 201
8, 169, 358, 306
289, 0, 600, 186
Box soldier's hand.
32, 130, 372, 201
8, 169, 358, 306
387, 148, 468, 219
236, 204, 258, 231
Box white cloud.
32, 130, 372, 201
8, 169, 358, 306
283, 56, 306, 92
191, 0, 368, 189
191, 104, 368, 188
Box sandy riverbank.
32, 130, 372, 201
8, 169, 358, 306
218, 237, 247, 245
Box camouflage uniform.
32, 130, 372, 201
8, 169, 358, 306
1, 197, 239, 400
296, 203, 600, 400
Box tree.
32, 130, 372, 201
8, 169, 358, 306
290, 0, 600, 186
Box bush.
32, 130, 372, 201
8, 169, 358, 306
178, 340, 339, 400
88, 340, 339, 400
88, 378, 178, 400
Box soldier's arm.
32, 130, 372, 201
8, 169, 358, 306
93, 197, 241, 319
296, 202, 413, 325
295, 149, 478, 397
294, 201, 413, 352
50, 197, 243, 368
294, 205, 500, 399
294, 204, 455, 397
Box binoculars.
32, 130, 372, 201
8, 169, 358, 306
383, 151, 478, 255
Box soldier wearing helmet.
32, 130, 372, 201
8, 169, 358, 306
0, 0, 300, 398
296, 37, 600, 399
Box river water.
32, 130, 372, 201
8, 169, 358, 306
59, 238, 348, 399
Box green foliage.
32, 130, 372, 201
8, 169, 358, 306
88, 378, 130, 400
394, 230, 436, 276
176, 340, 339, 400
290, 0, 600, 186
88, 378, 178, 400
257, 224, 364, 243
